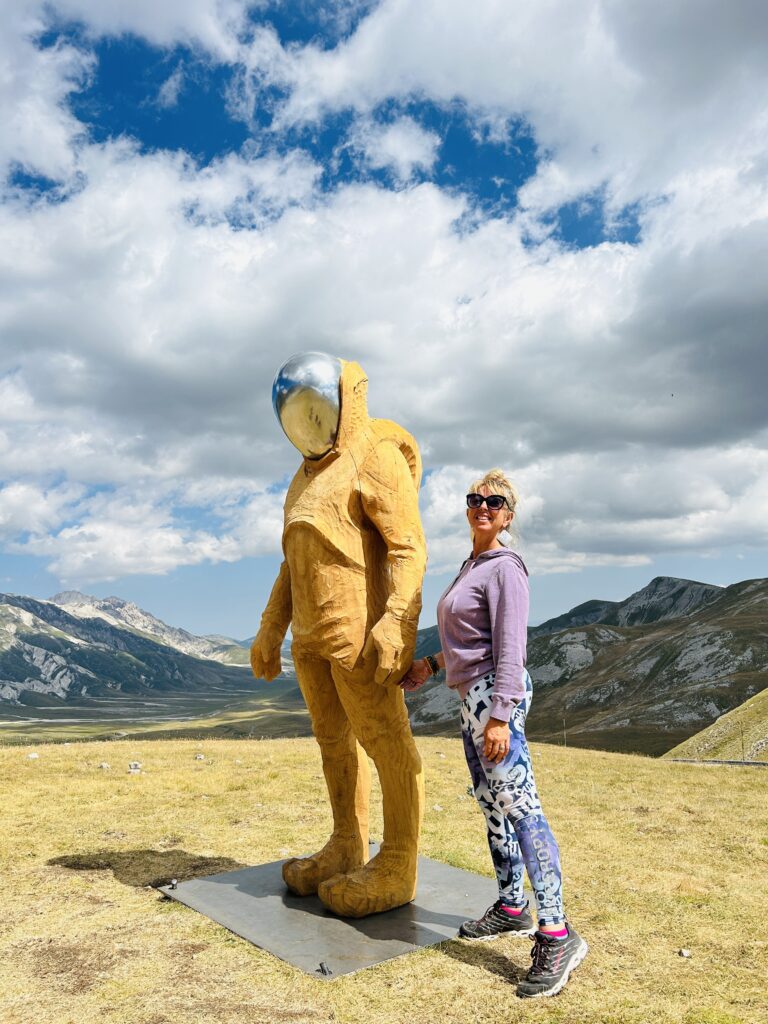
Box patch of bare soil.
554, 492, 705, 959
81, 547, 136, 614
20, 935, 138, 995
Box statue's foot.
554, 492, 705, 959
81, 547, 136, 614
317, 851, 417, 917
282, 835, 367, 896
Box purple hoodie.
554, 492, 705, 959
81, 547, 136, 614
436, 548, 529, 721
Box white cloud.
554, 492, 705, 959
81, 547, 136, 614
16, 485, 286, 582
2, 138, 767, 578
239, 0, 768, 216
1, 1, 767, 585
0, 7, 92, 184
0, 481, 83, 539
44, 0, 252, 59
156, 64, 185, 109
347, 116, 441, 182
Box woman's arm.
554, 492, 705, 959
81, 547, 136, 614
481, 558, 529, 762
487, 558, 529, 721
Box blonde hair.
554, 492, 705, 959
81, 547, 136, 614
468, 468, 520, 543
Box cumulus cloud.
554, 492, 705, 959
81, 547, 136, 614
15, 484, 286, 582
347, 116, 441, 182
239, 0, 768, 215
0, 482, 84, 540
0, 0, 767, 585
0, 6, 92, 184
2, 147, 767, 576
42, 0, 252, 59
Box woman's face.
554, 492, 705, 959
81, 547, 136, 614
466, 484, 513, 544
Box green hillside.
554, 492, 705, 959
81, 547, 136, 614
664, 687, 768, 762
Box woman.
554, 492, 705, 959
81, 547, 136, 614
401, 469, 588, 999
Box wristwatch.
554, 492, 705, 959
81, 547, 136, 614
424, 654, 440, 676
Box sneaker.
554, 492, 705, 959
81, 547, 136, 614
516, 924, 589, 998
459, 899, 535, 939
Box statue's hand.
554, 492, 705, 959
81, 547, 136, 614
250, 625, 283, 681
362, 613, 416, 686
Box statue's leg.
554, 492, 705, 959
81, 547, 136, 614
282, 652, 370, 896
317, 664, 424, 917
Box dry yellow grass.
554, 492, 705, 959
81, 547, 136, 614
1, 736, 766, 1024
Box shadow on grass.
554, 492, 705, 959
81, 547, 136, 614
439, 937, 527, 983
47, 849, 246, 888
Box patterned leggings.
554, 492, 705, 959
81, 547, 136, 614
460, 671, 564, 926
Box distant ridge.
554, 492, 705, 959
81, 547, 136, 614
530, 575, 723, 636
50, 591, 249, 665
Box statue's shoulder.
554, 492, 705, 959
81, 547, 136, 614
366, 419, 422, 489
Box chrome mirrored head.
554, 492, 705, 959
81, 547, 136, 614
272, 352, 342, 459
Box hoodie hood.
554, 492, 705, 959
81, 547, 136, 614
472, 548, 529, 575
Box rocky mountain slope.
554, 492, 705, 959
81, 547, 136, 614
530, 575, 723, 636
406, 576, 768, 755
0, 594, 254, 705
50, 592, 249, 665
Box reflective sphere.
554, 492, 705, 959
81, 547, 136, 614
272, 352, 342, 459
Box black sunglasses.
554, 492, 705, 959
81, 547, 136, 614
466, 493, 509, 511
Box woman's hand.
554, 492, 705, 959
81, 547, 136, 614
483, 718, 510, 763
399, 658, 432, 692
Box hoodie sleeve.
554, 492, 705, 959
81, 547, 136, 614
487, 557, 529, 720
359, 439, 426, 623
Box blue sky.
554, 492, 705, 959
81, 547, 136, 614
1, 1, 767, 637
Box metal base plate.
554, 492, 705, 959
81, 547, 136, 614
159, 853, 500, 978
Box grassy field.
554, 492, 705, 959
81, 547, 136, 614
665, 688, 768, 762
2, 737, 767, 1024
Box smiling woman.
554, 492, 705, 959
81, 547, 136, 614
401, 468, 589, 999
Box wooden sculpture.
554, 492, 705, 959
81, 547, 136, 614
250, 354, 426, 917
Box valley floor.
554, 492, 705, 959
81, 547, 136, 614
2, 738, 766, 1024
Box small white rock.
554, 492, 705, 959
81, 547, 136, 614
194, 753, 205, 761
27, 752, 39, 760
678, 949, 692, 958
99, 762, 111, 770
433, 804, 444, 812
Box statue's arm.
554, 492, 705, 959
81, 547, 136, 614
250, 560, 292, 681
359, 441, 427, 684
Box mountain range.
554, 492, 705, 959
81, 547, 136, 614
1, 576, 766, 757
0, 592, 253, 705
50, 591, 251, 665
